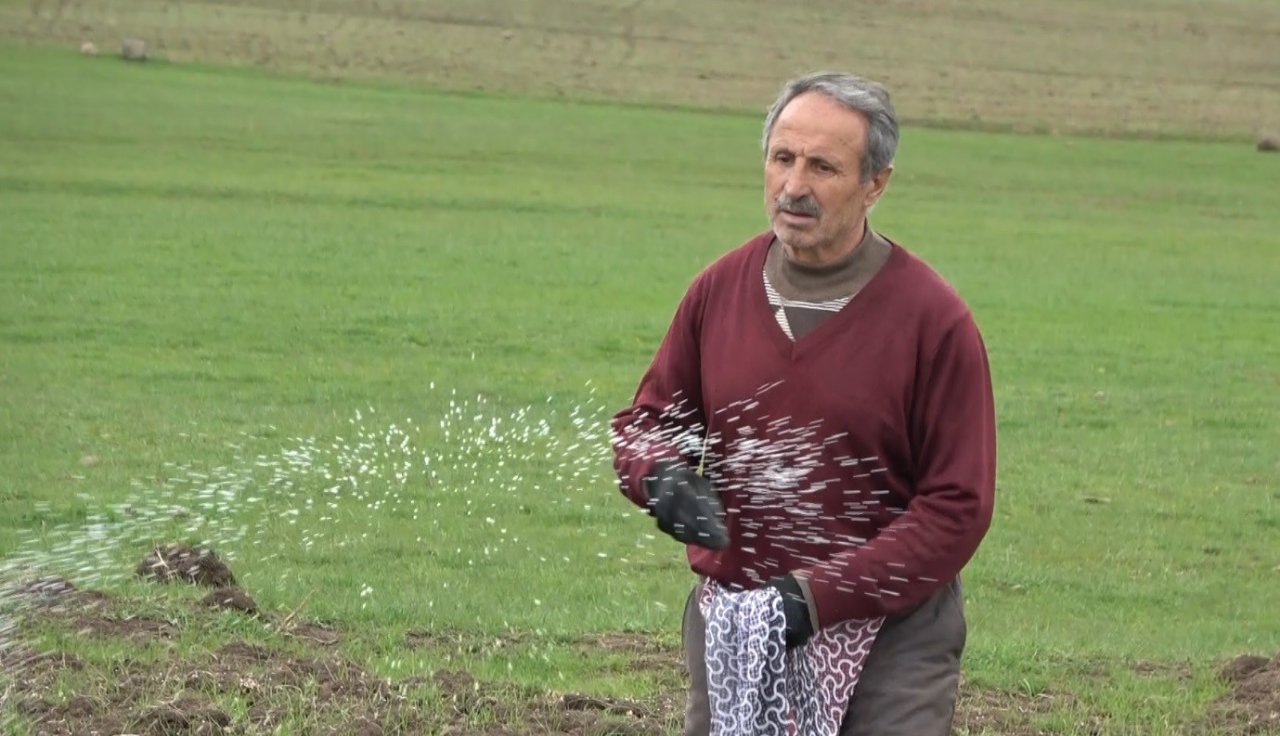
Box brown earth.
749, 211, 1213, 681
11, 574, 111, 612
582, 631, 682, 671
951, 687, 1077, 736
1213, 653, 1280, 734
198, 586, 260, 617
5, 576, 1278, 734
4, 579, 675, 735
287, 620, 342, 646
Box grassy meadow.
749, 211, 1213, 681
1, 6, 1279, 734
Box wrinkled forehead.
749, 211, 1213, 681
768, 92, 867, 160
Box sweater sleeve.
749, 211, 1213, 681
797, 312, 997, 624
609, 278, 710, 509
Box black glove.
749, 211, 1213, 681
643, 458, 729, 550
767, 574, 816, 649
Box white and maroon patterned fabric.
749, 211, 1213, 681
700, 580, 884, 736
701, 579, 789, 734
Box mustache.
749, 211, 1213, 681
774, 195, 820, 217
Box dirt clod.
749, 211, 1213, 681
433, 668, 477, 695
560, 692, 651, 717
1221, 654, 1273, 683
132, 693, 230, 735
9, 576, 112, 615
15, 575, 77, 599
72, 611, 179, 641
199, 586, 258, 616
136, 543, 235, 587
1258, 136, 1279, 152
577, 632, 681, 672
952, 685, 1070, 736
289, 621, 341, 645
122, 37, 148, 62
0, 645, 83, 676
1212, 651, 1280, 734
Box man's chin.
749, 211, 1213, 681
772, 223, 815, 248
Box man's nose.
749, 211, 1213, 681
781, 169, 811, 199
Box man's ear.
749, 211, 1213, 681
865, 165, 894, 209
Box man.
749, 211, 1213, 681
610, 71, 996, 735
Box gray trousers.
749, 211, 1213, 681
680, 577, 966, 736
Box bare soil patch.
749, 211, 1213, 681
286, 620, 341, 646
6, 580, 677, 734
67, 610, 180, 641
952, 686, 1080, 736
429, 669, 670, 736
134, 693, 231, 735
10, 569, 1277, 734
10, 574, 111, 612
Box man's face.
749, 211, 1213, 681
764, 92, 891, 262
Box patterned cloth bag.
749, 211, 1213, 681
699, 580, 883, 736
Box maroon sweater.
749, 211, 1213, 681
611, 231, 996, 625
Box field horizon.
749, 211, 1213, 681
3, 0, 1280, 142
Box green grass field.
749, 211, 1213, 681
1, 8, 1279, 734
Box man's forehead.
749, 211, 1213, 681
770, 93, 866, 156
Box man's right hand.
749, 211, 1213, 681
644, 459, 729, 550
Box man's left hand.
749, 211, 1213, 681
767, 574, 816, 649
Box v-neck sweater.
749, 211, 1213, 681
611, 230, 996, 625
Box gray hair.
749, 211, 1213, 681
762, 72, 899, 182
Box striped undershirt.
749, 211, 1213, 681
763, 224, 893, 341
764, 276, 851, 340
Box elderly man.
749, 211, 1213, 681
610, 72, 996, 735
